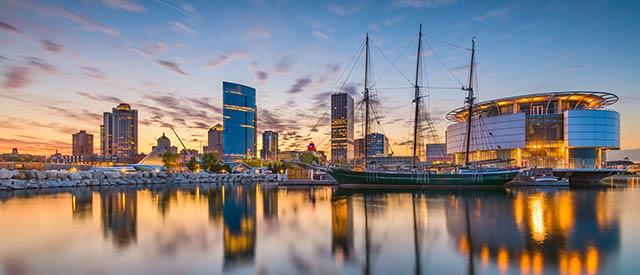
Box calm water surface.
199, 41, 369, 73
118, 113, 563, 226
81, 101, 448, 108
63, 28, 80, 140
1, 178, 640, 275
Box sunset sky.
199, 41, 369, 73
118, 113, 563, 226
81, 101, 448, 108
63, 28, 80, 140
1, 0, 639, 159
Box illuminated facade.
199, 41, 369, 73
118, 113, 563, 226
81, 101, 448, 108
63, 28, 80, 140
445, 92, 620, 169
100, 103, 138, 158
261, 130, 278, 160
331, 93, 354, 163
222, 82, 257, 162
205, 124, 223, 158
72, 130, 93, 156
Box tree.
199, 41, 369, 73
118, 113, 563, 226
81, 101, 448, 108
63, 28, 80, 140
160, 152, 179, 172
299, 152, 319, 164
186, 157, 199, 172
201, 153, 218, 171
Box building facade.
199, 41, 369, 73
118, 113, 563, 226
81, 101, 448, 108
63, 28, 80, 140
354, 133, 389, 159
205, 124, 224, 159
425, 143, 451, 163
222, 82, 257, 162
445, 91, 620, 169
261, 131, 278, 160
100, 103, 138, 158
331, 93, 354, 164
72, 130, 93, 156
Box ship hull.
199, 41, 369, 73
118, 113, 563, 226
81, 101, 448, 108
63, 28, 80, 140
326, 168, 519, 187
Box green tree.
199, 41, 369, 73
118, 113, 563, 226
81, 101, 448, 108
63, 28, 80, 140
186, 157, 199, 172
299, 152, 319, 164
201, 153, 218, 171
160, 152, 179, 172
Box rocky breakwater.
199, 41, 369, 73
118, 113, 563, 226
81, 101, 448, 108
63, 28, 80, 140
0, 168, 283, 191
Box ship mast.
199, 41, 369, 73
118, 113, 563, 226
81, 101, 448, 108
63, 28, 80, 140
463, 38, 476, 166
412, 24, 423, 168
363, 33, 370, 171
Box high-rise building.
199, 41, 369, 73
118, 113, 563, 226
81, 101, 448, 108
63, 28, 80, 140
222, 82, 257, 162
72, 130, 94, 156
205, 124, 224, 159
331, 93, 354, 163
100, 103, 138, 158
425, 143, 450, 163
261, 131, 278, 160
354, 133, 388, 159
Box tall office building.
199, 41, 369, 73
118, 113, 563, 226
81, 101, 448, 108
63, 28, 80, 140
72, 130, 94, 156
331, 93, 354, 163
100, 103, 138, 158
222, 82, 257, 162
354, 133, 388, 159
205, 124, 224, 158
261, 131, 278, 160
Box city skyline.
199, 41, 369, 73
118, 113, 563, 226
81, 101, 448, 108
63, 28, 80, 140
1, 0, 640, 160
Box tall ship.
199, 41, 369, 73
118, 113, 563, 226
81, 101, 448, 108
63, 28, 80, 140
323, 25, 519, 186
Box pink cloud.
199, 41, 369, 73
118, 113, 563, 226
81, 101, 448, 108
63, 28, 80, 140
3, 66, 31, 89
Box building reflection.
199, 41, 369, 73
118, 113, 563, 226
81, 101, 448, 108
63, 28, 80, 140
70, 189, 93, 221
445, 189, 619, 274
331, 195, 354, 262
149, 186, 178, 218
262, 186, 278, 222
99, 188, 138, 249
203, 185, 224, 224
223, 185, 256, 270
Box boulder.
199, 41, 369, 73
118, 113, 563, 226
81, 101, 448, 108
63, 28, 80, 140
36, 171, 46, 180
79, 171, 92, 180
0, 169, 13, 179
45, 171, 58, 180
57, 171, 69, 180
68, 172, 83, 181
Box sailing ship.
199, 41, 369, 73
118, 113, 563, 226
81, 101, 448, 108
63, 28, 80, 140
323, 25, 519, 186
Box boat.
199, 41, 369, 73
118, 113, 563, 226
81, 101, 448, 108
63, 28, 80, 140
324, 25, 519, 187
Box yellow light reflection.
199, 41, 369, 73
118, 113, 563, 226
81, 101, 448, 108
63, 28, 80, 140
513, 193, 524, 230
521, 250, 531, 274
585, 246, 599, 274
497, 247, 509, 274
532, 250, 543, 275
569, 251, 582, 275
458, 236, 470, 255
528, 195, 547, 244
480, 245, 490, 266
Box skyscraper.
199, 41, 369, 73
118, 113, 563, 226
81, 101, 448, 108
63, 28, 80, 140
205, 124, 224, 159
331, 93, 354, 163
100, 103, 138, 158
222, 82, 257, 162
354, 133, 388, 159
72, 130, 93, 156
261, 131, 278, 160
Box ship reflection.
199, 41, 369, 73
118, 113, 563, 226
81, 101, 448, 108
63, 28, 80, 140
445, 189, 619, 274
99, 187, 138, 249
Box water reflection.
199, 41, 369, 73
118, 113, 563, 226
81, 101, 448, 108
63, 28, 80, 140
0, 181, 636, 274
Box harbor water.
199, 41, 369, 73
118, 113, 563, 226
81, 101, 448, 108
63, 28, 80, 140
0, 177, 639, 274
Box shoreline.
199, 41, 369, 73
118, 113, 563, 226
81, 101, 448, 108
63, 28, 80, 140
0, 168, 284, 191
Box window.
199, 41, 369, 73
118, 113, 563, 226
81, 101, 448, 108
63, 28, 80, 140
532, 105, 544, 115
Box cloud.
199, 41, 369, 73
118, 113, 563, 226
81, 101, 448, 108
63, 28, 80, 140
170, 21, 195, 35
52, 6, 120, 36
206, 51, 248, 69
77, 91, 122, 102
25, 57, 56, 74
326, 4, 360, 15
395, 0, 456, 9
275, 55, 292, 73
246, 25, 271, 39
255, 70, 268, 81
156, 60, 187, 75
140, 42, 166, 56
0, 137, 71, 154
287, 77, 312, 94
101, 0, 146, 12
40, 39, 63, 52
45, 106, 102, 124
3, 66, 31, 89
81, 66, 107, 79
473, 5, 518, 21
0, 21, 21, 33
311, 31, 330, 40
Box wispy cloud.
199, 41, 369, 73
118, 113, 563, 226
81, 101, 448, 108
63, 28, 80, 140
4, 66, 31, 89
170, 21, 196, 35
395, 0, 456, 9
205, 51, 248, 69
473, 5, 518, 21
49, 5, 120, 36
25, 57, 56, 74
286, 77, 312, 94
77, 91, 121, 102
101, 0, 146, 12
326, 3, 360, 15
0, 20, 21, 33
246, 25, 271, 39
81, 66, 107, 80
312, 30, 330, 40
156, 60, 187, 75
274, 55, 292, 73
40, 39, 63, 52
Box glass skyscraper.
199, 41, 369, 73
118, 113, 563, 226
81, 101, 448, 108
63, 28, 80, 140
261, 131, 278, 160
222, 81, 257, 162
100, 103, 138, 159
331, 93, 354, 163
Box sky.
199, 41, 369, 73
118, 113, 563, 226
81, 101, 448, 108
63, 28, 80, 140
0, 0, 639, 160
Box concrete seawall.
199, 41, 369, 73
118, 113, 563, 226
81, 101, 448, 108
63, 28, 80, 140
0, 169, 284, 191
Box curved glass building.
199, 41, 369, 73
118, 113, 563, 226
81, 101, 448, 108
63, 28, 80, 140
222, 82, 257, 162
445, 91, 620, 169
